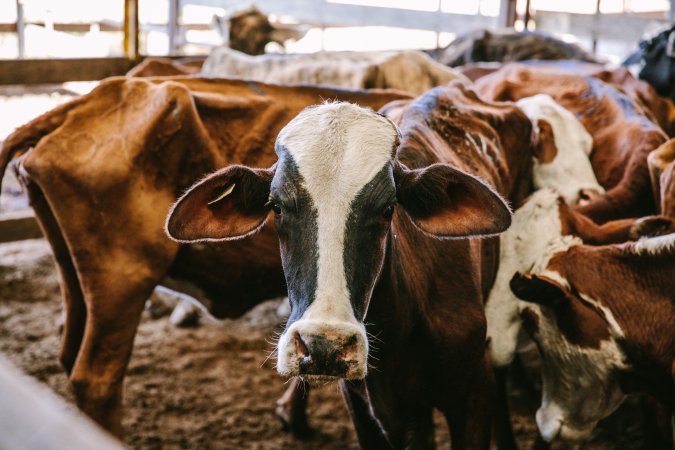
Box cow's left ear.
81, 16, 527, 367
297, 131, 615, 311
394, 162, 511, 238
166, 165, 275, 243
510, 272, 567, 306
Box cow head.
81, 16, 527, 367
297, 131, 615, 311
510, 272, 628, 443
166, 102, 511, 381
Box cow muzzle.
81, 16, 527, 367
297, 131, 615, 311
276, 320, 368, 380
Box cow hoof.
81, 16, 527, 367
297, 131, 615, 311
275, 402, 311, 437
169, 300, 201, 327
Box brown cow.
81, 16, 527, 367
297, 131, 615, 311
459, 61, 675, 138
0, 77, 410, 436
166, 82, 534, 449
476, 64, 668, 223
649, 138, 675, 218
510, 233, 675, 448
126, 57, 204, 78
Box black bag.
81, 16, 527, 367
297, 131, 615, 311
636, 24, 675, 102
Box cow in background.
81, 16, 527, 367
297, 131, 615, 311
212, 6, 308, 56
200, 48, 469, 95
0, 77, 410, 435
432, 29, 598, 67
166, 82, 535, 449
476, 64, 668, 223
649, 138, 675, 218
510, 232, 674, 448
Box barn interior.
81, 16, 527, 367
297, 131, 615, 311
0, 1, 673, 449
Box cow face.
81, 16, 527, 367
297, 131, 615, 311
510, 272, 628, 443
166, 102, 511, 381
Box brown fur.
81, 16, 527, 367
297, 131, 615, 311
546, 241, 675, 404
648, 138, 675, 218
476, 64, 668, 223
126, 57, 203, 77
0, 77, 411, 435
336, 82, 533, 449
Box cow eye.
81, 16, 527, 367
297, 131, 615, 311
271, 203, 282, 215
383, 205, 395, 220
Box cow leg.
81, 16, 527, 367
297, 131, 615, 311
20, 176, 85, 375
494, 366, 519, 450
275, 377, 311, 436
444, 358, 495, 450
68, 267, 163, 436
339, 380, 393, 450
530, 435, 551, 450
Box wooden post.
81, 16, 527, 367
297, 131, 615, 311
124, 0, 139, 60
592, 0, 601, 54
523, 0, 532, 30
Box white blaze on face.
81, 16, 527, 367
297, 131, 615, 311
516, 94, 604, 204
275, 102, 399, 376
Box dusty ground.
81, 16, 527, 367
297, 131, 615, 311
0, 238, 656, 449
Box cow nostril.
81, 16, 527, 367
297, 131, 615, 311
293, 332, 310, 359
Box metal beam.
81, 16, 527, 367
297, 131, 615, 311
168, 0, 180, 54
15, 0, 25, 58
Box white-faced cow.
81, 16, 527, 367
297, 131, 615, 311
510, 234, 675, 447
515, 94, 604, 204
167, 82, 536, 449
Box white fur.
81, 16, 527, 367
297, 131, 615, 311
486, 188, 570, 367
201, 47, 469, 95
521, 282, 629, 442
632, 232, 675, 255
275, 102, 399, 378
516, 94, 604, 204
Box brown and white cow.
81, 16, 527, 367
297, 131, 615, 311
476, 64, 668, 222
515, 94, 603, 204
486, 188, 673, 368
0, 77, 410, 435
649, 138, 675, 219
510, 233, 675, 447
200, 48, 469, 95
166, 82, 534, 449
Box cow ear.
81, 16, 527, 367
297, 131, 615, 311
166, 165, 274, 242
394, 162, 511, 238
510, 272, 567, 306
533, 118, 558, 164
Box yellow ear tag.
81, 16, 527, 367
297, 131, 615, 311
208, 183, 236, 205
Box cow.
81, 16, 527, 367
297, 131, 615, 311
432, 29, 598, 67
126, 57, 204, 78
0, 76, 411, 436
200, 48, 469, 95
166, 81, 535, 449
476, 64, 668, 223
649, 138, 675, 218
212, 6, 308, 56
514, 94, 603, 204
509, 232, 675, 448
458, 61, 675, 138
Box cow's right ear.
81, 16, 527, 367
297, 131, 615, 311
510, 272, 568, 307
166, 165, 275, 242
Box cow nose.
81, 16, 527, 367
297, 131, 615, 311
292, 332, 359, 378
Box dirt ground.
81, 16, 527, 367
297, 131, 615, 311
0, 237, 657, 449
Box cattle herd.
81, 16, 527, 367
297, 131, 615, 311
0, 28, 674, 450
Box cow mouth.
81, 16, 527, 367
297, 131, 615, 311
299, 374, 341, 385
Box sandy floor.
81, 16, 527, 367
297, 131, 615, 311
0, 237, 658, 449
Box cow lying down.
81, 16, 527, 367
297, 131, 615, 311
510, 231, 674, 447
200, 47, 469, 95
